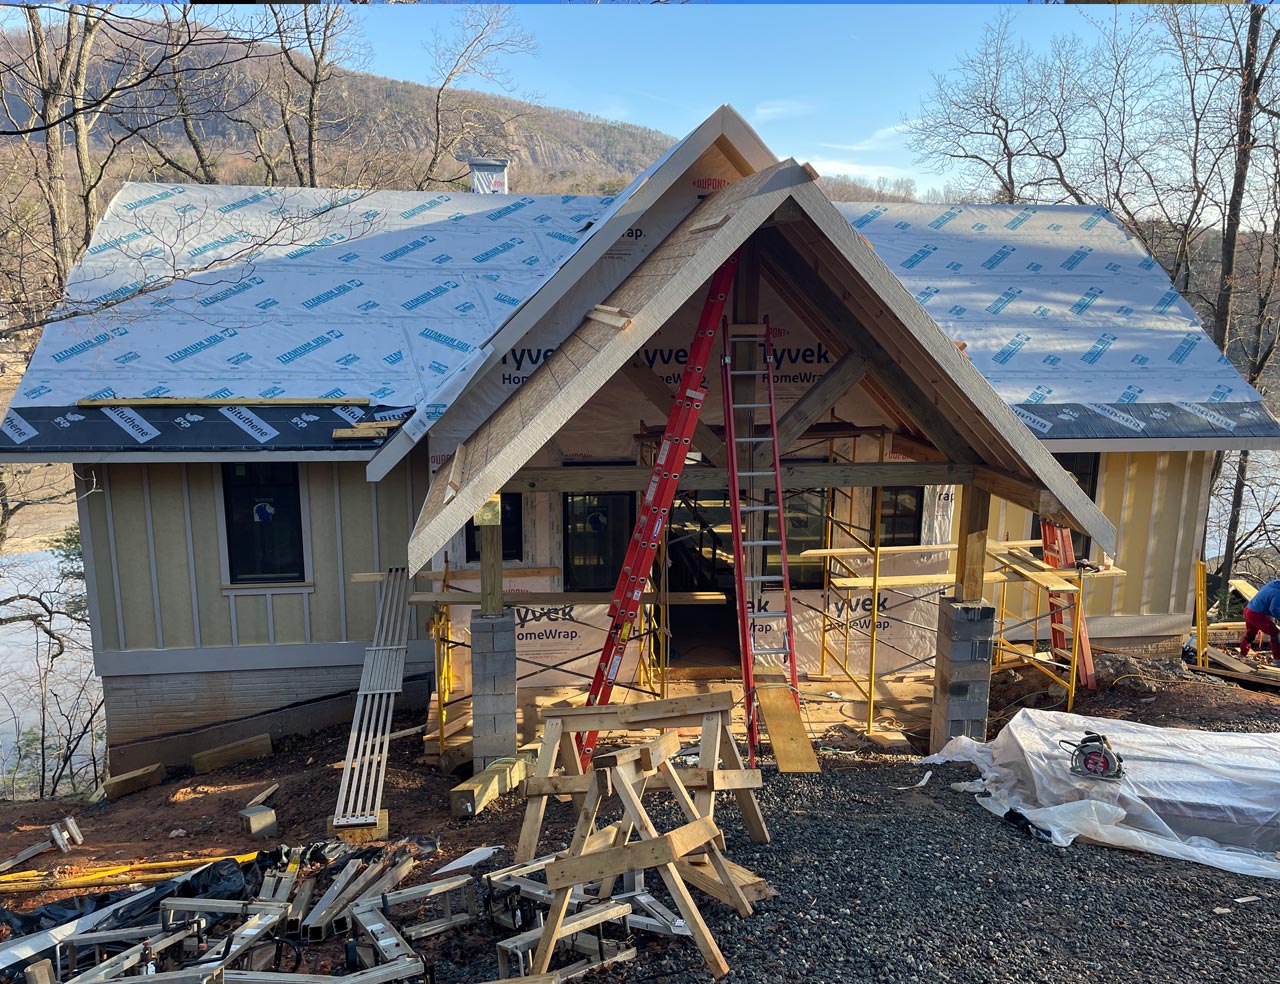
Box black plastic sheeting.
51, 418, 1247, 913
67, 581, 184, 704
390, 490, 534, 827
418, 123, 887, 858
0, 854, 273, 940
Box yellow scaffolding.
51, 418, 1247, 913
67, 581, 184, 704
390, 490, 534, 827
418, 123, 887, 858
428, 560, 457, 756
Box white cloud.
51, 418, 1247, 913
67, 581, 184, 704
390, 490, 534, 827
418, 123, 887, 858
751, 99, 814, 123
820, 120, 917, 153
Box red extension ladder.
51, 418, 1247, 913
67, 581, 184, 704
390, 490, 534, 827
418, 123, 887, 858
577, 253, 740, 764
1040, 520, 1097, 690
721, 319, 800, 764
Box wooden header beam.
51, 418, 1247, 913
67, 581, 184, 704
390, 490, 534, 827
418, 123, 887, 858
501, 461, 972, 494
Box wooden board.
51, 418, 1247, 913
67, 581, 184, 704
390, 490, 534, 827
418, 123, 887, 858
752, 682, 819, 773
191, 735, 272, 775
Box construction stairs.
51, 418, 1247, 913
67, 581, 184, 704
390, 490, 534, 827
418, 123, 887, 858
1040, 521, 1098, 690
721, 320, 814, 771
333, 567, 412, 828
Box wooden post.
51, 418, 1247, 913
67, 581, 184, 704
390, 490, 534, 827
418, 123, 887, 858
474, 495, 503, 616
953, 485, 991, 602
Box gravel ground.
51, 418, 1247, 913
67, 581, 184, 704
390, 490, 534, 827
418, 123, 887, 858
421, 750, 1279, 984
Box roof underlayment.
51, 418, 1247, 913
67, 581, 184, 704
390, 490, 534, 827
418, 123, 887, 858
840, 202, 1280, 449
406, 161, 1118, 572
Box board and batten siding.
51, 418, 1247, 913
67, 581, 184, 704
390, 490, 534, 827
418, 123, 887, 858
78, 449, 434, 745
985, 450, 1212, 638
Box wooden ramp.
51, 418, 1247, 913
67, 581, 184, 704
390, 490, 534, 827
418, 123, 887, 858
753, 678, 820, 773
333, 568, 412, 828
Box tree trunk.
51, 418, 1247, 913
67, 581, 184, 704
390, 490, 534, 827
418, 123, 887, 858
1211, 5, 1263, 350
1217, 450, 1251, 616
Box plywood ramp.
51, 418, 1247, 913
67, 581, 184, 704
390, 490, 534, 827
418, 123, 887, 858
753, 677, 820, 773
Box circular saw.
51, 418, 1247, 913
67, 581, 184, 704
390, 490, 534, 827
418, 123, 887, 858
1059, 731, 1124, 781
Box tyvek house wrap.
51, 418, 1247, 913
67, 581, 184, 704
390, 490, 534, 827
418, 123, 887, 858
2, 183, 613, 451
839, 202, 1280, 444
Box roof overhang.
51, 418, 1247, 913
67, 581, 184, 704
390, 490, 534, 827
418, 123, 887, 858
406, 161, 1116, 574
366, 105, 778, 482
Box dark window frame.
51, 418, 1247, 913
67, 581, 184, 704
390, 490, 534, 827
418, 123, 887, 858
1035, 452, 1100, 560
221, 462, 306, 585
562, 489, 637, 592
464, 492, 525, 563
877, 486, 925, 548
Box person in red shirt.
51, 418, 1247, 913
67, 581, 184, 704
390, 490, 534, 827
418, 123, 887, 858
1240, 579, 1280, 664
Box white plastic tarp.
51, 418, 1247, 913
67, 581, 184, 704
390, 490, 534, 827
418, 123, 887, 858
925, 707, 1280, 879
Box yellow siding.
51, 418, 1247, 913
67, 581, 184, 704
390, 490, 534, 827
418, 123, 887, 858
81, 467, 121, 650
338, 462, 378, 641
148, 464, 196, 649
304, 462, 343, 643
187, 463, 233, 647
235, 594, 269, 646
107, 465, 158, 650
272, 592, 307, 644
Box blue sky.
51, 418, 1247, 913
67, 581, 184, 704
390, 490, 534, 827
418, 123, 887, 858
354, 3, 1094, 193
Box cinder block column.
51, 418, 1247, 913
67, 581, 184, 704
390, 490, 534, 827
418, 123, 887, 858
929, 597, 995, 754
470, 610, 517, 771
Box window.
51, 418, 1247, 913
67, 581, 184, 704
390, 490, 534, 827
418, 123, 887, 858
563, 492, 636, 591
878, 486, 924, 547
763, 489, 827, 589
465, 492, 524, 563
1035, 452, 1100, 560
222, 463, 305, 584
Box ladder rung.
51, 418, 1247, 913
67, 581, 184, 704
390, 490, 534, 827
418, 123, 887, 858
742, 540, 781, 547
739, 470, 775, 477
748, 611, 786, 619
735, 436, 772, 443
740, 505, 776, 513
733, 403, 771, 409
751, 647, 793, 656
745, 575, 784, 582
729, 369, 768, 376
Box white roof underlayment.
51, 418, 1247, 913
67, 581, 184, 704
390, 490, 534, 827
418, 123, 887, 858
839, 202, 1260, 407
17, 183, 616, 411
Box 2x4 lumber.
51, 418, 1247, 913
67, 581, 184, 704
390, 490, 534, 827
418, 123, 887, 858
500, 461, 971, 494
608, 767, 730, 979
450, 748, 538, 817
191, 735, 272, 775
333, 426, 388, 440
516, 717, 564, 863
408, 590, 726, 607
753, 682, 820, 773
525, 770, 762, 801
656, 761, 751, 916
544, 816, 720, 890
530, 772, 608, 974
675, 859, 774, 906
618, 690, 735, 723
245, 783, 279, 809
591, 732, 682, 772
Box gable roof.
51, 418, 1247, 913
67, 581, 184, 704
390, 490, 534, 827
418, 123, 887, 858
406, 161, 1117, 574
839, 201, 1280, 451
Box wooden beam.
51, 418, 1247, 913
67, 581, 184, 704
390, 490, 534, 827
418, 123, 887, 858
757, 347, 868, 467
620, 360, 726, 466
954, 485, 991, 602
543, 816, 720, 890
972, 465, 1071, 526
408, 590, 727, 607
500, 461, 972, 494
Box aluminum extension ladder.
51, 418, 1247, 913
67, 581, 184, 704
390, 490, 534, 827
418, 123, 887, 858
578, 251, 741, 765
721, 319, 800, 764
1040, 521, 1098, 690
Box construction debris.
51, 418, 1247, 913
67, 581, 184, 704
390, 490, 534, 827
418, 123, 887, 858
0, 820, 83, 875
